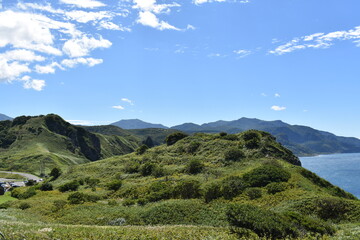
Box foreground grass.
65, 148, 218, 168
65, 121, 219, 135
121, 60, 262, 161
0, 192, 16, 204
0, 220, 236, 240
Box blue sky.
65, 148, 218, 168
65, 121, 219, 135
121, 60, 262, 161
1, 0, 360, 137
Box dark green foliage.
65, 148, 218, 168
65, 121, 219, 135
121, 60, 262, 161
224, 148, 244, 162
11, 188, 36, 199
227, 204, 298, 239
59, 180, 80, 192
84, 177, 100, 190
165, 132, 188, 146
186, 141, 200, 154
244, 188, 262, 200
145, 181, 174, 203
283, 211, 335, 235
139, 162, 161, 177
203, 183, 222, 203
123, 161, 140, 174
222, 134, 238, 141
242, 131, 261, 149
243, 165, 291, 187
0, 120, 16, 148
68, 192, 101, 204
184, 159, 204, 174
174, 179, 201, 199
266, 182, 287, 194
107, 180, 123, 191
52, 200, 67, 212
142, 136, 155, 148
50, 167, 61, 180
19, 202, 31, 210
25, 179, 37, 186
315, 198, 352, 221
219, 132, 227, 137
0, 186, 4, 196
221, 176, 248, 200
40, 182, 53, 191
136, 144, 149, 155
11, 116, 33, 126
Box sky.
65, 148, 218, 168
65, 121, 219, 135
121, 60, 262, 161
0, 0, 360, 138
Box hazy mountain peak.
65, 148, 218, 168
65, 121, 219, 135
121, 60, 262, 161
111, 119, 168, 129
0, 113, 13, 121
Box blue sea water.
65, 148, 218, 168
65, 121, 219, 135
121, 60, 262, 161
300, 153, 360, 199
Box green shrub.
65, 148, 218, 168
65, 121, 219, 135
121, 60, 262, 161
243, 165, 291, 187
242, 131, 261, 149
39, 182, 53, 191
165, 132, 188, 146
58, 180, 80, 192
221, 176, 248, 200
315, 198, 352, 221
67, 192, 101, 204
49, 167, 61, 180
107, 180, 123, 191
52, 200, 67, 212
140, 162, 157, 176
222, 134, 238, 141
25, 179, 37, 186
108, 218, 126, 226
186, 141, 200, 154
283, 211, 335, 235
11, 188, 36, 199
244, 188, 262, 200
174, 179, 201, 199
204, 183, 222, 203
136, 144, 149, 155
224, 148, 244, 162
145, 181, 174, 202
185, 159, 204, 175
227, 204, 298, 239
123, 161, 140, 174
266, 182, 287, 194
18, 202, 31, 210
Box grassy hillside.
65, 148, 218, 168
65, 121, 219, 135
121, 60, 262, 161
0, 114, 139, 174
1, 130, 359, 239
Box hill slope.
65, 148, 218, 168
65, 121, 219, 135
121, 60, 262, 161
172, 117, 360, 156
4, 130, 359, 239
111, 119, 168, 129
0, 114, 139, 174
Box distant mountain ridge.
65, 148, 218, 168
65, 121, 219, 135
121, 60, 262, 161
0, 113, 12, 121
111, 119, 168, 129
110, 117, 360, 156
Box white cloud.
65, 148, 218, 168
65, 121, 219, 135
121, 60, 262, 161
137, 11, 179, 31
194, 0, 249, 5
60, 0, 106, 9
261, 93, 267, 97
65, 10, 111, 23
121, 98, 134, 105
275, 93, 280, 97
270, 26, 360, 55
35, 63, 62, 74
233, 49, 251, 58
0, 59, 30, 82
22, 76, 46, 91
0, 50, 45, 62
61, 58, 103, 68
271, 106, 286, 111
63, 35, 112, 57
66, 120, 93, 125
112, 105, 125, 110
186, 24, 196, 30
99, 21, 130, 31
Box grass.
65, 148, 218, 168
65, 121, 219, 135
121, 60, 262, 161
0, 192, 16, 204
0, 173, 25, 180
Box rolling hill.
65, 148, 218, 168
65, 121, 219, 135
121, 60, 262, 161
0, 114, 139, 174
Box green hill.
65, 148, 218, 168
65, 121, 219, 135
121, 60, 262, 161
0, 114, 139, 174
2, 130, 359, 239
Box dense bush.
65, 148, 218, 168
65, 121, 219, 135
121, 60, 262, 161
174, 179, 201, 199
52, 200, 67, 212
224, 148, 244, 162
140, 162, 157, 176
186, 141, 200, 154
184, 159, 204, 174
123, 161, 140, 174
243, 131, 261, 149
283, 211, 335, 235
227, 204, 298, 239
144, 181, 174, 203
11, 188, 36, 199
266, 182, 287, 194
136, 144, 149, 155
58, 180, 80, 192
68, 192, 101, 204
50, 167, 62, 180
165, 132, 188, 146
203, 183, 222, 203
107, 180, 123, 191
18, 202, 31, 210
221, 176, 248, 200
315, 197, 352, 221
25, 179, 37, 186
39, 182, 53, 191
243, 165, 291, 187
244, 188, 262, 200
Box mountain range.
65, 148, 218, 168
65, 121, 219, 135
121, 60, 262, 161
0, 113, 12, 121
111, 119, 168, 129
112, 117, 360, 156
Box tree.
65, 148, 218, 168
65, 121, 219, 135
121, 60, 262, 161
50, 167, 61, 180
165, 132, 188, 146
